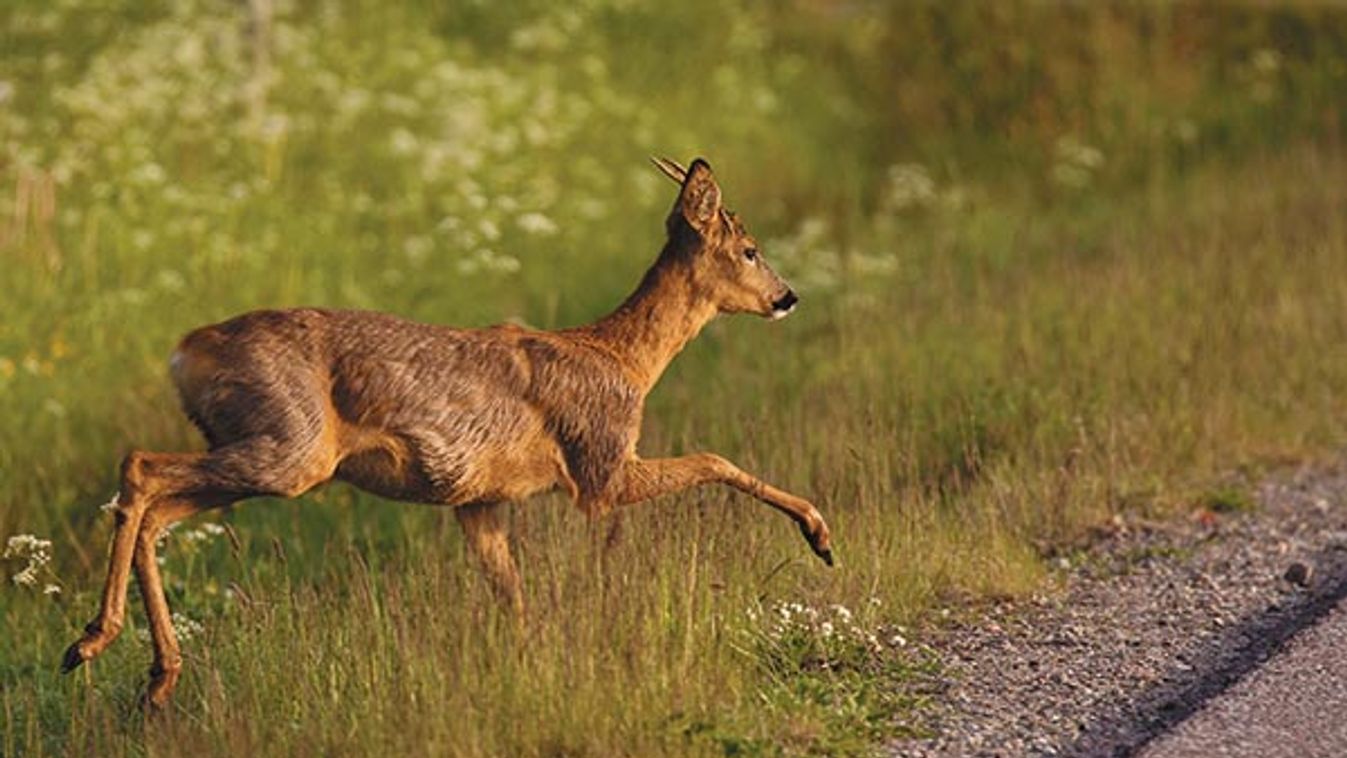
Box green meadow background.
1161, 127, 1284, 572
3, 1, 1347, 754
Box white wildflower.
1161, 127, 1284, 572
403, 235, 433, 264
477, 218, 501, 242
1056, 137, 1105, 169
5, 533, 55, 587
156, 522, 177, 547
490, 253, 520, 274
155, 269, 186, 292
12, 565, 38, 586
1053, 136, 1105, 188
337, 88, 371, 118
171, 612, 205, 641
577, 197, 608, 219
389, 127, 419, 157
43, 583, 61, 595
100, 493, 121, 514
510, 20, 567, 53
881, 163, 936, 211
515, 211, 558, 236
128, 161, 167, 186
4, 534, 52, 562
1252, 48, 1282, 74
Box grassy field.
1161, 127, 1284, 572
3, 1, 1347, 755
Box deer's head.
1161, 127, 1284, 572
654, 157, 798, 320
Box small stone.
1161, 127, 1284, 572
1283, 562, 1312, 587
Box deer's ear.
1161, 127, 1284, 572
678, 158, 722, 234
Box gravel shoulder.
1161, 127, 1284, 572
891, 460, 1347, 757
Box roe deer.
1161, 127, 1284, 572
62, 157, 833, 708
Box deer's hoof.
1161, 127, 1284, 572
798, 519, 834, 567
140, 662, 181, 716
139, 690, 168, 715
62, 621, 121, 673
139, 690, 170, 714
141, 668, 180, 711
60, 641, 88, 673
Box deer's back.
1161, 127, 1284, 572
170, 308, 642, 506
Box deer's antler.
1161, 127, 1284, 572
649, 156, 688, 185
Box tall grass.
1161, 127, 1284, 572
3, 1, 1347, 754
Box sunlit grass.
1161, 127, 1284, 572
3, 1, 1347, 755
5, 147, 1345, 756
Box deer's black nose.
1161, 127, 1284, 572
771, 290, 798, 313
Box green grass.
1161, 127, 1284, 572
1201, 486, 1258, 515
3, 1, 1347, 755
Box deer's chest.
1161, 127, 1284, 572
520, 342, 643, 500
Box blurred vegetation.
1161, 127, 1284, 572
2, 1, 1347, 755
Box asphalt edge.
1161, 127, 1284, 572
1065, 545, 1347, 757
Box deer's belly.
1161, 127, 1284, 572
333, 419, 566, 505
334, 442, 441, 503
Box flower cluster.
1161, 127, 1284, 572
179, 521, 227, 545
154, 519, 229, 568
743, 597, 903, 675
769, 216, 900, 296
3, 534, 61, 595
880, 164, 937, 213
3, 0, 698, 302
135, 611, 206, 643
1053, 136, 1106, 189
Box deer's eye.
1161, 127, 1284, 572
743, 247, 758, 263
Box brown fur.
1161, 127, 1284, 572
61, 157, 832, 708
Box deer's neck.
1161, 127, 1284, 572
585, 255, 717, 394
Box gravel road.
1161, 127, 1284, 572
890, 460, 1347, 757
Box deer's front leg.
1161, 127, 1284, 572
455, 502, 526, 621
606, 454, 833, 565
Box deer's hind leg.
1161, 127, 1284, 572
62, 451, 192, 672
63, 433, 340, 706
132, 495, 223, 708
